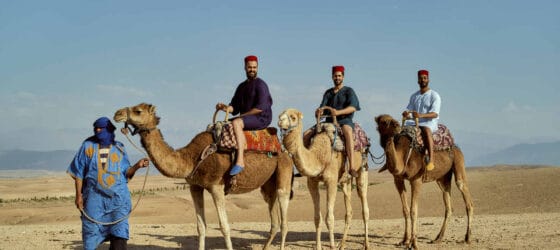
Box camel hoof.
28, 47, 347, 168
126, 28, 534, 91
396, 240, 409, 247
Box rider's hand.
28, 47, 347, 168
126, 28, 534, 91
315, 108, 323, 118
412, 111, 420, 118
216, 103, 226, 111
402, 110, 409, 118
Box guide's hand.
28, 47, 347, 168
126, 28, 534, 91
75, 194, 83, 210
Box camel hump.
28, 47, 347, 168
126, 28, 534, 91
210, 123, 282, 154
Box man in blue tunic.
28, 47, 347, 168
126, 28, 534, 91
216, 55, 273, 176
402, 69, 441, 171
67, 117, 149, 250
316, 65, 361, 178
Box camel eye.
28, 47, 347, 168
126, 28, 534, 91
134, 110, 141, 115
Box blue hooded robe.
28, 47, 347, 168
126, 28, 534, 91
67, 138, 132, 250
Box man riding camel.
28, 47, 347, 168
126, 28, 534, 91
216, 55, 273, 176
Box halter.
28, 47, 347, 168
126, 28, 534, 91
124, 107, 157, 135
279, 113, 299, 137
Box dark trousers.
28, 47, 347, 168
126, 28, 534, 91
108, 236, 127, 250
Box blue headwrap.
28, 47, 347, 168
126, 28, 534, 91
92, 117, 116, 146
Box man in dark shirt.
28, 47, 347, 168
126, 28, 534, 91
316, 65, 361, 177
216, 55, 273, 176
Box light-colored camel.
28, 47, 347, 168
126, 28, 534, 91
278, 108, 370, 249
114, 103, 294, 250
375, 114, 474, 249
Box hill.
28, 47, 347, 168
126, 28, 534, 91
0, 149, 75, 171
471, 141, 560, 166
0, 149, 144, 172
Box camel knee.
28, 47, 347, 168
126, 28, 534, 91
456, 180, 465, 190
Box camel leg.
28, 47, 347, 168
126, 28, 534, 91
325, 179, 338, 249
276, 165, 293, 250
432, 172, 453, 243
190, 185, 206, 250
308, 178, 323, 250
338, 177, 352, 249
410, 179, 423, 250
356, 167, 370, 249
394, 178, 410, 246
208, 185, 233, 250
453, 156, 474, 244
277, 182, 291, 250
261, 177, 279, 250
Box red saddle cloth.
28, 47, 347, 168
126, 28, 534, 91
411, 124, 455, 151
218, 123, 282, 154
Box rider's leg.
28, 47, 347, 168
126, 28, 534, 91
342, 125, 358, 177
230, 117, 246, 175
421, 126, 435, 171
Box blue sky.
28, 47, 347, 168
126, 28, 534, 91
1, 1, 559, 156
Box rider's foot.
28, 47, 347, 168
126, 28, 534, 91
426, 162, 435, 171
229, 164, 244, 176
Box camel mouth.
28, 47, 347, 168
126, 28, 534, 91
113, 109, 129, 124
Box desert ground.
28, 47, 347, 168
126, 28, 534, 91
1, 165, 559, 249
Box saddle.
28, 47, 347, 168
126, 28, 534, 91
304, 122, 370, 152
207, 121, 282, 154
400, 124, 455, 151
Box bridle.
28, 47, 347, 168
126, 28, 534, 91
123, 107, 157, 136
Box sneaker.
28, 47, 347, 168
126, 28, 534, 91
229, 164, 244, 175
426, 162, 435, 171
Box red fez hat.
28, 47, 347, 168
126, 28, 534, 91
332, 65, 345, 73
418, 69, 429, 76
244, 55, 258, 63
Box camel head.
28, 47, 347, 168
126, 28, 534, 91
114, 103, 161, 132
278, 108, 303, 134
375, 114, 401, 146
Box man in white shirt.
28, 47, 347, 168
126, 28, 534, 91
402, 69, 441, 171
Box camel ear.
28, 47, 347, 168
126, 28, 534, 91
375, 115, 384, 124
299, 112, 303, 119
148, 104, 156, 114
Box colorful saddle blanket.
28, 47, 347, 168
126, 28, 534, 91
401, 124, 455, 151
208, 122, 282, 154
304, 122, 370, 152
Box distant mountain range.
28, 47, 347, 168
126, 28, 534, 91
0, 149, 144, 172
470, 141, 560, 166
0, 141, 558, 174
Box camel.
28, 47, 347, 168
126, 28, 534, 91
278, 108, 370, 249
113, 103, 294, 250
374, 114, 474, 249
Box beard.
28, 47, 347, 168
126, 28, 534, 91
333, 79, 343, 86
246, 71, 257, 80
418, 81, 428, 88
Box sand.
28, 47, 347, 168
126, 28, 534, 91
1, 165, 559, 249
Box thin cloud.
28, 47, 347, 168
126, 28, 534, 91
96, 85, 151, 98
503, 101, 534, 113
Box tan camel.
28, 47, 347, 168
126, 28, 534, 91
278, 108, 370, 249
113, 103, 294, 250
374, 114, 474, 249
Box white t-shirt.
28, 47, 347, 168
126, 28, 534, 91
405, 89, 441, 132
